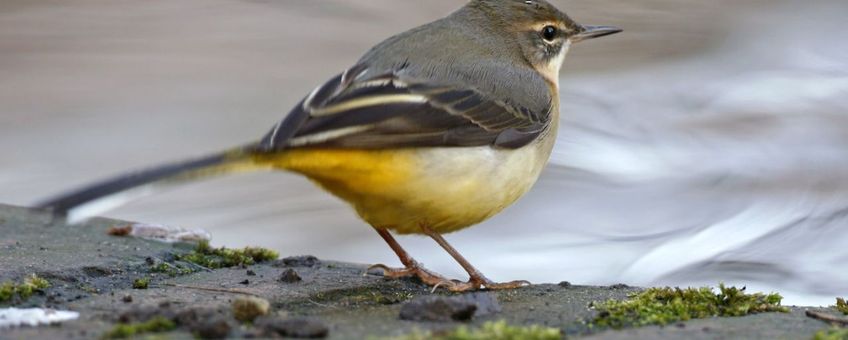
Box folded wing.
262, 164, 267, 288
256, 64, 553, 151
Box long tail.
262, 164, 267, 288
37, 146, 261, 223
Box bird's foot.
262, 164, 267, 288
367, 262, 455, 288
367, 263, 529, 292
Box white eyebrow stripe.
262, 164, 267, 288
287, 125, 374, 147
311, 94, 428, 117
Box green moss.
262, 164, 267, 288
195, 238, 213, 253
590, 284, 789, 329
26, 274, 50, 290
0, 274, 50, 303
310, 285, 415, 307
815, 299, 848, 340
16, 283, 34, 299
836, 298, 848, 315
150, 262, 172, 273
177, 240, 278, 269
395, 321, 561, 340
814, 327, 848, 340
103, 316, 176, 339
132, 278, 149, 289
149, 262, 194, 277
0, 282, 14, 302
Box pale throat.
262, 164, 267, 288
536, 40, 571, 89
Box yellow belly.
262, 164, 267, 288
255, 137, 554, 235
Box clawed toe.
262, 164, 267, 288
366, 262, 454, 287
433, 278, 526, 293
366, 263, 530, 292
366, 263, 415, 278
480, 279, 531, 290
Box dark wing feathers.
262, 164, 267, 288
296, 102, 426, 137
257, 64, 552, 151
257, 72, 349, 151
305, 73, 346, 108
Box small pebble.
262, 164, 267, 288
107, 225, 133, 236
256, 317, 328, 338
399, 295, 479, 322
175, 307, 232, 338
194, 317, 232, 339
279, 269, 302, 283
232, 296, 270, 323
457, 292, 501, 316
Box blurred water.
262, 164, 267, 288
1, 0, 846, 306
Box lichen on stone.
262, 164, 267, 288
310, 285, 415, 307
395, 320, 561, 340
590, 284, 789, 329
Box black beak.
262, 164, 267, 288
572, 25, 622, 43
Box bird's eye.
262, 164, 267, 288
541, 26, 557, 41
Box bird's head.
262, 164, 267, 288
467, 0, 621, 83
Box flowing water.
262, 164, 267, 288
1, 0, 846, 306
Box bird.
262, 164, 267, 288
37, 0, 620, 292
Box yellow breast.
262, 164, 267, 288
256, 132, 556, 235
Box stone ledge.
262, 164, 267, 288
0, 204, 834, 339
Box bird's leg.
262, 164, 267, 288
367, 228, 455, 287
420, 225, 530, 291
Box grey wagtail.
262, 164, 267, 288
38, 0, 620, 292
